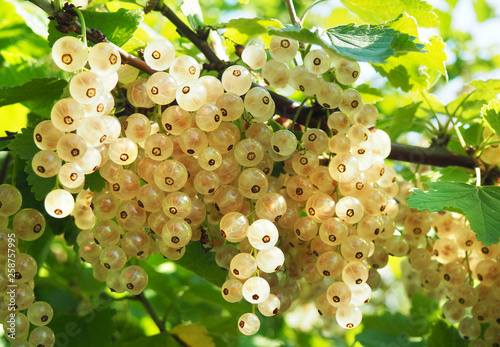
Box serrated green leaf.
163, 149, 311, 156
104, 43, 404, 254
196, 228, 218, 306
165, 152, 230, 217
388, 101, 421, 138
84, 171, 106, 193
49, 308, 116, 347
340, 0, 439, 28
268, 23, 424, 64
26, 164, 56, 201
420, 166, 473, 183
48, 8, 143, 47
407, 182, 500, 245
373, 35, 446, 92
481, 99, 500, 135
427, 320, 467, 347
0, 78, 67, 117
8, 125, 39, 161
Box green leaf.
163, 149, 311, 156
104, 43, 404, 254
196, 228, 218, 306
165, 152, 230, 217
427, 320, 467, 347
448, 79, 500, 120
419, 166, 473, 183
355, 84, 384, 103
373, 35, 446, 92
84, 171, 106, 193
268, 23, 425, 64
0, 78, 67, 117
175, 242, 227, 287
355, 329, 425, 347
48, 8, 143, 47
9, 125, 58, 201
410, 292, 439, 336
219, 17, 283, 55
50, 308, 116, 347
371, 14, 446, 92
362, 312, 423, 337
388, 101, 421, 138
218, 17, 283, 38
481, 99, 500, 135
340, 0, 439, 28
473, 0, 494, 22
8, 125, 39, 161
25, 164, 56, 201
0, 51, 64, 88
407, 182, 500, 245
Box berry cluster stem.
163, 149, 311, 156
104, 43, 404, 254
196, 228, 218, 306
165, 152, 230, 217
74, 8, 87, 47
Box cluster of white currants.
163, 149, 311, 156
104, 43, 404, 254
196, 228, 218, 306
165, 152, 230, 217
21, 27, 402, 338
393, 187, 500, 345
37, 32, 400, 336
0, 184, 55, 346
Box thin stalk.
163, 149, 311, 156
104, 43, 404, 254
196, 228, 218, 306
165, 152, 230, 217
475, 167, 481, 187
74, 8, 87, 47
136, 292, 166, 333
304, 109, 314, 131
290, 97, 310, 130
300, 0, 331, 24
284, 0, 301, 27
454, 123, 467, 151
420, 91, 443, 134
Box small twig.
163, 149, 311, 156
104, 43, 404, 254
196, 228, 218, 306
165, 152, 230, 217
284, 0, 301, 27
155, 2, 223, 67
136, 292, 166, 333
300, 0, 331, 24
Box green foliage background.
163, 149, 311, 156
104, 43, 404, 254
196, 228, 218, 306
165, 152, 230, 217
1, 0, 500, 346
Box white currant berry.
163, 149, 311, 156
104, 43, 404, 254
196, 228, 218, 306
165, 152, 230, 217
242, 44, 267, 70
221, 65, 252, 96
238, 312, 260, 335
44, 189, 75, 218
169, 55, 200, 84
269, 36, 299, 63
146, 72, 177, 105
89, 42, 121, 75
69, 71, 104, 105
144, 38, 176, 71
52, 36, 88, 72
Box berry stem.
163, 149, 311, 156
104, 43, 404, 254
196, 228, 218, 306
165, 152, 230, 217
136, 292, 167, 333
74, 8, 87, 47
290, 96, 310, 130
304, 108, 314, 131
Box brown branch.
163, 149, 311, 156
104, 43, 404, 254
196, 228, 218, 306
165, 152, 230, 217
388, 143, 475, 169
154, 2, 224, 68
